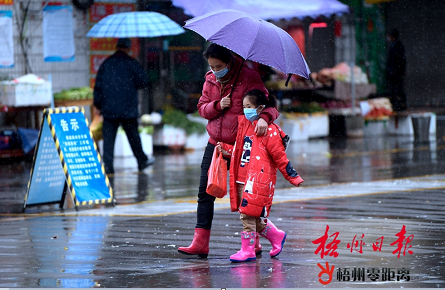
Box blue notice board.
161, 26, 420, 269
24, 107, 113, 210
25, 118, 66, 205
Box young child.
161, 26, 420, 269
217, 89, 304, 263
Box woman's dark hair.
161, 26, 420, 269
203, 43, 232, 64
244, 89, 277, 109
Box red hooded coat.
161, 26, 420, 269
198, 57, 279, 145
223, 116, 304, 217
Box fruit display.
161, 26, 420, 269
311, 62, 369, 86
364, 98, 393, 120
53, 87, 93, 101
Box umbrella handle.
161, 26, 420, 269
285, 74, 292, 87
227, 59, 245, 99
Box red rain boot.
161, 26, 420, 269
178, 228, 210, 258
259, 219, 287, 257
230, 232, 257, 262
254, 232, 262, 255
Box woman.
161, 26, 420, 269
178, 43, 279, 258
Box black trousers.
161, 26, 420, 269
387, 77, 406, 111
196, 142, 231, 229
102, 118, 148, 174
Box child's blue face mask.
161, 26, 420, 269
243, 108, 258, 122
243, 106, 264, 122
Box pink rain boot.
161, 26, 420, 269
178, 228, 211, 258
230, 232, 257, 262
259, 219, 287, 257
254, 232, 262, 255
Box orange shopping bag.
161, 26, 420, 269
206, 147, 228, 198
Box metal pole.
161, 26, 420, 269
350, 9, 356, 115
49, 74, 54, 108
137, 0, 151, 113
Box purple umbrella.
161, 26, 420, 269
184, 9, 310, 80
173, 0, 349, 20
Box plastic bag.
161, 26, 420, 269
90, 107, 103, 142
206, 147, 228, 198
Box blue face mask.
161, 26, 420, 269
212, 66, 229, 78
244, 108, 259, 122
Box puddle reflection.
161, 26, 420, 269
178, 261, 212, 288
22, 216, 108, 287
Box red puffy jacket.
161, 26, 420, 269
198, 57, 279, 145
224, 116, 304, 218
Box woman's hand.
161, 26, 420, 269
216, 142, 229, 156
220, 94, 231, 109
216, 143, 222, 153
255, 118, 268, 136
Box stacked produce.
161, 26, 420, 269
138, 113, 162, 136
311, 62, 369, 87
161, 109, 206, 135
364, 98, 393, 120
53, 87, 93, 101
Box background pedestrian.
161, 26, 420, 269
93, 38, 154, 175
386, 28, 407, 111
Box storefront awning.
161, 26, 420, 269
171, 0, 349, 20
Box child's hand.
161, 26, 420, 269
295, 175, 304, 187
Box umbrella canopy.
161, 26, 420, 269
86, 11, 185, 38
172, 0, 349, 20
184, 9, 310, 79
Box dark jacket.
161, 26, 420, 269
197, 57, 279, 145
94, 51, 148, 119
386, 39, 406, 82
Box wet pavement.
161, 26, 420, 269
2, 135, 444, 213
1, 135, 445, 287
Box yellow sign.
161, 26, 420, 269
0, 0, 13, 5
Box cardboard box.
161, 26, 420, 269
364, 119, 389, 136
0, 74, 52, 107
277, 115, 310, 141
153, 125, 186, 147
388, 113, 436, 136
308, 112, 329, 138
